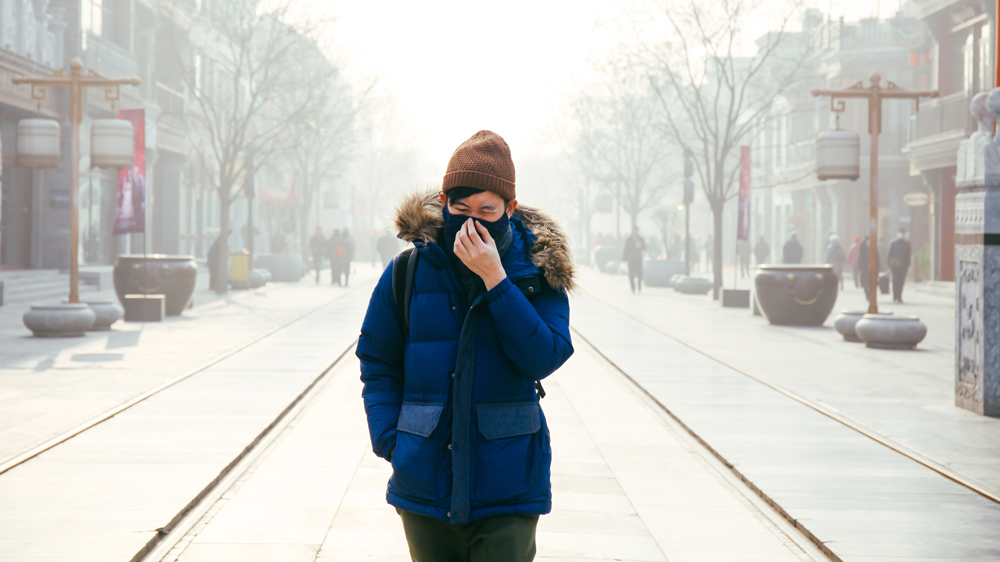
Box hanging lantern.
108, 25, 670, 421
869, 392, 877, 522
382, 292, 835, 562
816, 130, 860, 181
16, 119, 61, 169
90, 119, 134, 169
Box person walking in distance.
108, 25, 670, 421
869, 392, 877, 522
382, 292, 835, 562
339, 228, 355, 286
753, 235, 770, 266
846, 235, 861, 288
309, 227, 326, 284
737, 238, 752, 278
887, 229, 912, 303
326, 229, 343, 285
358, 130, 575, 562
377, 231, 399, 269
622, 226, 647, 293
782, 232, 804, 264
825, 234, 847, 290
857, 236, 878, 300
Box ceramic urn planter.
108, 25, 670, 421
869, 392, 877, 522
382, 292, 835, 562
855, 313, 927, 350
754, 265, 839, 326
113, 255, 198, 316
833, 310, 892, 342
23, 303, 97, 337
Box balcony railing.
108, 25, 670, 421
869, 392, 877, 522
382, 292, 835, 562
156, 82, 185, 116
912, 91, 972, 140
83, 32, 138, 79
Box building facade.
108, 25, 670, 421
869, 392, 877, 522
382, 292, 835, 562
905, 0, 993, 281
752, 12, 932, 274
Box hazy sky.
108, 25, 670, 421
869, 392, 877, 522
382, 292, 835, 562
318, 0, 905, 179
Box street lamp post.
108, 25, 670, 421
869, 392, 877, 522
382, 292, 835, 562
13, 59, 140, 304
811, 73, 937, 314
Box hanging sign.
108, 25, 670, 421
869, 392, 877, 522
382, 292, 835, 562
113, 108, 146, 235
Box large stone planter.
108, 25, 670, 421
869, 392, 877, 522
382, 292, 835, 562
254, 254, 304, 282
674, 276, 713, 295
834, 310, 879, 342
23, 303, 96, 337
83, 300, 123, 330
113, 255, 198, 316
855, 314, 927, 349
755, 265, 838, 326
645, 260, 687, 287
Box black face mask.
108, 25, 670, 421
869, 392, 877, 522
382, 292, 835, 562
442, 203, 510, 247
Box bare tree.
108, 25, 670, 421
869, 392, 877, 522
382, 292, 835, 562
633, 0, 811, 297
164, 0, 337, 291
569, 63, 675, 243
287, 66, 364, 262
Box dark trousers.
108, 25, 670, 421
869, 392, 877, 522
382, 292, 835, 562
891, 266, 907, 301
313, 254, 323, 283
627, 260, 643, 292
398, 509, 538, 562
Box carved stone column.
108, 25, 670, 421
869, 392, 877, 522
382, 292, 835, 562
31, 0, 47, 63
954, 90, 1000, 417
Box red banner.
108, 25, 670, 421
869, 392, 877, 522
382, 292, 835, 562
113, 109, 146, 235
737, 145, 751, 241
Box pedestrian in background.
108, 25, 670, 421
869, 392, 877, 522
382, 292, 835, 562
888, 228, 912, 303
737, 238, 752, 278
358, 130, 575, 562
782, 233, 803, 264
377, 232, 398, 269
846, 235, 861, 288
622, 226, 646, 293
753, 235, 769, 266
309, 227, 326, 284
339, 228, 355, 286
857, 236, 879, 300
326, 229, 344, 285
825, 234, 846, 290
207, 227, 231, 293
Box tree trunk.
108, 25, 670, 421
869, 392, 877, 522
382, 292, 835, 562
711, 201, 724, 300
214, 194, 231, 294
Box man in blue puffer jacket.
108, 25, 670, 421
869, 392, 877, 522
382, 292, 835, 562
358, 130, 575, 562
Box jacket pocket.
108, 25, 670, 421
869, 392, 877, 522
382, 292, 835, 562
396, 402, 445, 438
477, 402, 541, 440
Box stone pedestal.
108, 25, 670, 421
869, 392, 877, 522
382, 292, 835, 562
124, 294, 165, 322
953, 91, 1000, 417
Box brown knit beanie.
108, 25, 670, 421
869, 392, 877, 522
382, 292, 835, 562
442, 130, 516, 201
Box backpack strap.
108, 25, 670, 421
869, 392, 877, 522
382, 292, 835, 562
391, 247, 419, 339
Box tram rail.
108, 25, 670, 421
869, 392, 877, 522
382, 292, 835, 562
0, 285, 367, 478
583, 293, 1000, 506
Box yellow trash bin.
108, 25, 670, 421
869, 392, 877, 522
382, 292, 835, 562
230, 251, 249, 283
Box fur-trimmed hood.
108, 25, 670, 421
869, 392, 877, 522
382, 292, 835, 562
393, 190, 576, 293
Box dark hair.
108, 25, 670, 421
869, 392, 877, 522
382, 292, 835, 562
446, 186, 509, 207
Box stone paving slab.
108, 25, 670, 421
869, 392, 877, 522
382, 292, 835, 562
167, 340, 813, 562
0, 265, 378, 465
571, 291, 1000, 561
0, 280, 373, 560
577, 267, 1000, 494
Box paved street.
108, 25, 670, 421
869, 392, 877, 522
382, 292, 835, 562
582, 266, 995, 493
0, 261, 997, 561
0, 265, 378, 466
164, 341, 818, 562
574, 267, 1000, 560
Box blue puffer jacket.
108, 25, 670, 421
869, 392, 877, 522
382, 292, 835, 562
358, 191, 576, 524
